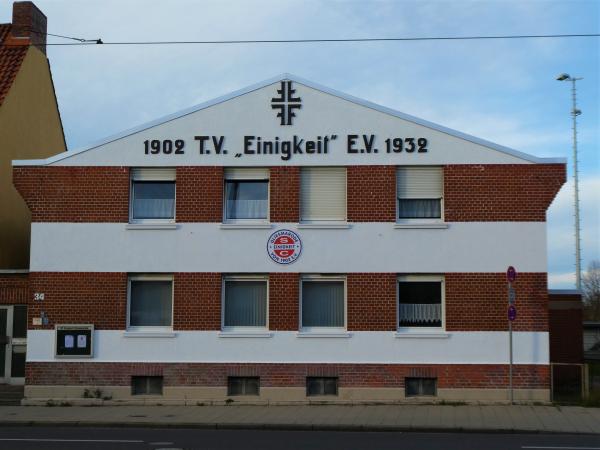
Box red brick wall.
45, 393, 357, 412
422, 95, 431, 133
28, 272, 127, 330
444, 164, 566, 222
270, 166, 300, 222
28, 272, 224, 331
28, 271, 549, 332
348, 273, 396, 330
176, 167, 223, 222
13, 167, 130, 222
173, 273, 221, 330
13, 164, 565, 223
12, 166, 226, 223
25, 362, 549, 389
347, 166, 396, 222
0, 273, 29, 305
548, 292, 583, 363
269, 273, 299, 330
445, 273, 548, 332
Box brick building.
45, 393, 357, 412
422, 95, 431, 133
13, 75, 566, 404
0, 1, 65, 390
548, 290, 583, 364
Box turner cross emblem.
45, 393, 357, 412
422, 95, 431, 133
271, 81, 302, 125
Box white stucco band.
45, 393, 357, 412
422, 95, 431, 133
30, 222, 547, 273
27, 330, 549, 365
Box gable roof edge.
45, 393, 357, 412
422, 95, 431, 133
287, 74, 566, 165
12, 73, 567, 166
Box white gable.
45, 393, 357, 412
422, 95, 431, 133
14, 74, 564, 167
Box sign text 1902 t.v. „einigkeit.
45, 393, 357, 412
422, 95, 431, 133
143, 134, 429, 161
142, 81, 429, 160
